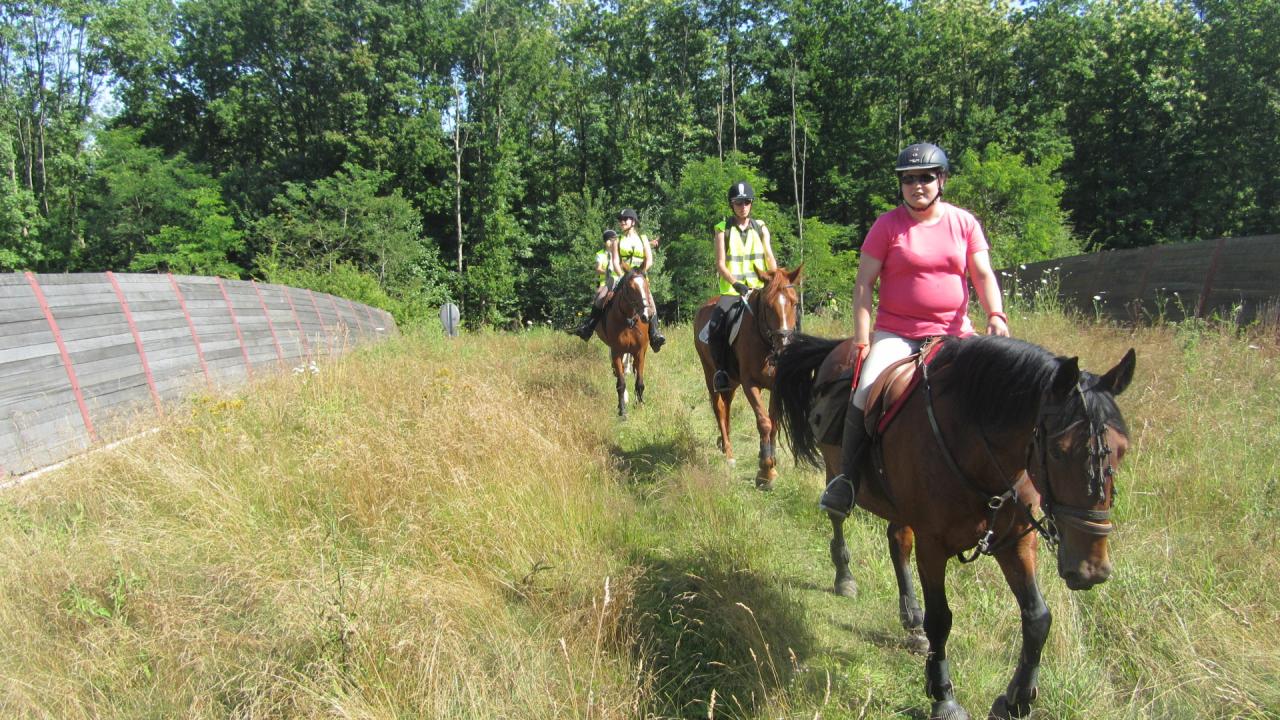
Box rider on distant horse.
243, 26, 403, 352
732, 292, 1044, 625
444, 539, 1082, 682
702, 181, 778, 392
819, 143, 1010, 518
571, 228, 618, 340
612, 208, 666, 352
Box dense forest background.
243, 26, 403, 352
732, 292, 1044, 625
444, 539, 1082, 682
1, 0, 1276, 327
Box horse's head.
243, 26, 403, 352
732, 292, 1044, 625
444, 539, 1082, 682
614, 270, 652, 322
1029, 348, 1136, 590
755, 265, 803, 358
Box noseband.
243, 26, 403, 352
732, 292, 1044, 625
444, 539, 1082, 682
1027, 383, 1119, 547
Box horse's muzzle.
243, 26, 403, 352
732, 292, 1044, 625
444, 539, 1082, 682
1057, 545, 1112, 590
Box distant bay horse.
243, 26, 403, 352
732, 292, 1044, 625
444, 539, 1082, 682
596, 269, 653, 418
775, 333, 1135, 720
693, 266, 802, 489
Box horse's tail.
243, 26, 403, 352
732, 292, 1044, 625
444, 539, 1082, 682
774, 332, 844, 467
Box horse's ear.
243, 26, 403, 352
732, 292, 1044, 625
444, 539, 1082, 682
1097, 348, 1136, 396
1050, 356, 1080, 399
758, 267, 775, 284
788, 264, 804, 284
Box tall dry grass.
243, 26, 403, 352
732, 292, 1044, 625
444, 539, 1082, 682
1, 304, 1277, 719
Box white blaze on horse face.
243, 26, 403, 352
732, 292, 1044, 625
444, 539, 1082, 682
635, 275, 654, 318
776, 293, 792, 332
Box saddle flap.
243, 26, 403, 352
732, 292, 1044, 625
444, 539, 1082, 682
864, 357, 919, 436
864, 338, 945, 437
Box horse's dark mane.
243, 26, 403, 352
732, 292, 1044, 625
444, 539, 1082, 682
932, 335, 1129, 435
932, 335, 1059, 432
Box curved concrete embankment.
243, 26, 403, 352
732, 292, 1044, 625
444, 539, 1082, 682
1, 272, 397, 477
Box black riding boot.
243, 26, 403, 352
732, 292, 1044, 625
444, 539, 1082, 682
573, 306, 603, 340
706, 307, 730, 391
648, 315, 667, 352
819, 406, 869, 518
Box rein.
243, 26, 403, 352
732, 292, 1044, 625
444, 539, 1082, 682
919, 357, 1117, 562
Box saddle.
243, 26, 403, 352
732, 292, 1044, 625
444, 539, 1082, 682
810, 338, 944, 445
863, 337, 943, 438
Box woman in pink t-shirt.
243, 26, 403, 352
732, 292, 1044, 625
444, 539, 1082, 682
820, 143, 1010, 519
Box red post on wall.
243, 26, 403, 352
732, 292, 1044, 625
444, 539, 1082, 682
25, 272, 98, 442
217, 277, 253, 379
251, 280, 286, 366
169, 274, 213, 389
106, 272, 163, 415
1196, 238, 1227, 319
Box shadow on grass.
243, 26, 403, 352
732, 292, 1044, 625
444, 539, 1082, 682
625, 551, 818, 719
608, 439, 698, 487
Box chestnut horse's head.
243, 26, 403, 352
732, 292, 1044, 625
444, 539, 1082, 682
755, 266, 803, 359
614, 270, 652, 322
1028, 349, 1136, 590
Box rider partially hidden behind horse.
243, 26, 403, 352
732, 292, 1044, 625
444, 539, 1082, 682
820, 143, 1010, 518
702, 180, 779, 392
570, 228, 617, 340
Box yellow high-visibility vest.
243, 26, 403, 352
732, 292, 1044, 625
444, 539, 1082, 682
717, 219, 766, 295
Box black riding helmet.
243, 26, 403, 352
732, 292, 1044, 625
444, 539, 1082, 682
602, 229, 617, 240
895, 143, 949, 173
618, 208, 639, 222
728, 181, 755, 203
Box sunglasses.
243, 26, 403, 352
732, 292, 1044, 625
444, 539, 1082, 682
899, 173, 938, 185
732, 199, 752, 207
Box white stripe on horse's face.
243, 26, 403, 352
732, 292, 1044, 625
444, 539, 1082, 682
776, 294, 791, 332
635, 275, 653, 317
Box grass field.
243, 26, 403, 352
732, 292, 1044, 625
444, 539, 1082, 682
1, 306, 1277, 719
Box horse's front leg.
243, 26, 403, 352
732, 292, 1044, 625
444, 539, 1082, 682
742, 383, 776, 490
888, 523, 928, 653
612, 352, 628, 418
830, 513, 856, 597
917, 537, 970, 720
989, 534, 1050, 720
633, 347, 646, 406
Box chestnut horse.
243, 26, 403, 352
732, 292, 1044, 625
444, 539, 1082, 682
693, 267, 802, 489
775, 333, 1135, 720
596, 269, 652, 418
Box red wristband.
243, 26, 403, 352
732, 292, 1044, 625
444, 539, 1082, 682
988, 311, 1008, 323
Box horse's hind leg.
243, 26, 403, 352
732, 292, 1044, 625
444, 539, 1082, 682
712, 389, 735, 465
888, 523, 928, 654
989, 536, 1050, 720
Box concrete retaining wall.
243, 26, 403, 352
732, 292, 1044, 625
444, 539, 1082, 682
1002, 234, 1280, 326
1, 272, 397, 476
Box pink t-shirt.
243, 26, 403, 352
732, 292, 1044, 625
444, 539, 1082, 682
860, 203, 989, 339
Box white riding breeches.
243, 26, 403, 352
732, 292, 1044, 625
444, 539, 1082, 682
852, 330, 924, 410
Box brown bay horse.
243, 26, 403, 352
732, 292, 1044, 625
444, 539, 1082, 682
775, 333, 1135, 720
596, 270, 652, 418
694, 267, 802, 489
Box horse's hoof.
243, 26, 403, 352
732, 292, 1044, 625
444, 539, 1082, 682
988, 688, 1036, 719
755, 480, 773, 491
834, 577, 857, 598
930, 699, 971, 720
754, 472, 774, 491
904, 628, 930, 655
725, 457, 736, 467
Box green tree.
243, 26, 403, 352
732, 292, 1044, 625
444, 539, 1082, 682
0, 126, 44, 269
76, 127, 237, 272
945, 144, 1079, 269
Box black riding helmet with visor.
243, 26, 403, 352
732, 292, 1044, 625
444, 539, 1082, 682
896, 142, 949, 209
